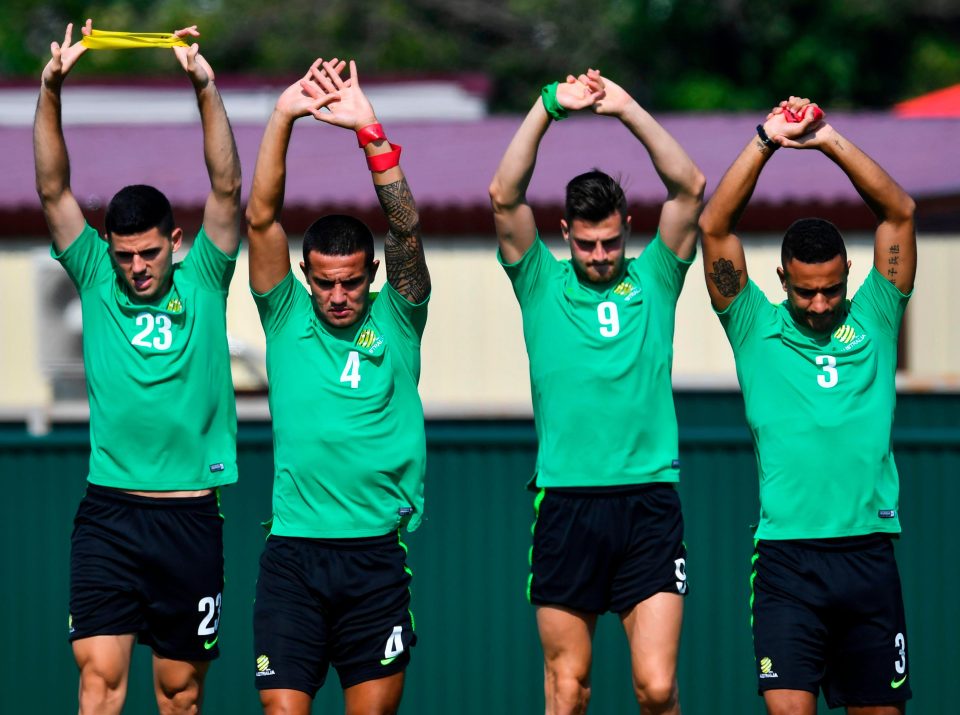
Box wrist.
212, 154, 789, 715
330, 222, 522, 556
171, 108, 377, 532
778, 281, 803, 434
356, 121, 385, 148
756, 123, 779, 153
540, 82, 568, 121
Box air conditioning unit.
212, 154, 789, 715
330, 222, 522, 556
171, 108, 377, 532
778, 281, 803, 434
33, 249, 86, 400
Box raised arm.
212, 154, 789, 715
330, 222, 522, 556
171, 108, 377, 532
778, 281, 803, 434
776, 106, 916, 293
489, 77, 603, 264
34, 20, 92, 252
307, 60, 430, 303
699, 100, 822, 310
246, 60, 340, 294
172, 27, 241, 254
588, 71, 705, 260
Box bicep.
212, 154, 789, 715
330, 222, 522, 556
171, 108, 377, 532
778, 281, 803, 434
493, 203, 538, 265
43, 190, 88, 253
247, 220, 292, 295
657, 192, 702, 261
701, 232, 749, 311
202, 191, 242, 255
873, 220, 916, 294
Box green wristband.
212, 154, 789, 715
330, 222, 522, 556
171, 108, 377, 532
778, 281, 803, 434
541, 82, 568, 121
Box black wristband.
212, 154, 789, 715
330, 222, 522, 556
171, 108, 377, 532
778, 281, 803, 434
756, 124, 778, 151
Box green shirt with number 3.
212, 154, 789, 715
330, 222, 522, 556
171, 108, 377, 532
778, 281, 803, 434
718, 268, 911, 540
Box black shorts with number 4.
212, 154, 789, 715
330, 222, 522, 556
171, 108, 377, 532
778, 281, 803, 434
253, 533, 416, 694
528, 483, 688, 614
751, 535, 911, 708
69, 484, 225, 661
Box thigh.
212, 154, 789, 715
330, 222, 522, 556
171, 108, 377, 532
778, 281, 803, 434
344, 671, 405, 715
529, 490, 616, 613
330, 539, 416, 690
620, 592, 683, 687
752, 541, 827, 697
537, 605, 597, 681
69, 490, 146, 642
138, 493, 224, 662
254, 538, 330, 698
610, 485, 688, 613
822, 542, 911, 709
73, 633, 136, 687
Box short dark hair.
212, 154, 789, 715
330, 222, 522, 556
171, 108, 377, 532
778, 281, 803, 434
564, 169, 627, 224
781, 218, 847, 267
302, 215, 375, 268
105, 185, 175, 237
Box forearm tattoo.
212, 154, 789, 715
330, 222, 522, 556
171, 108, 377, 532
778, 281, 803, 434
375, 177, 431, 303
709, 257, 744, 297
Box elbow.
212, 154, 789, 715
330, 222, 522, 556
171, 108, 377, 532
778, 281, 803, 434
488, 179, 520, 216
892, 194, 916, 225
689, 169, 707, 204
215, 175, 243, 206
698, 204, 721, 240
245, 202, 271, 233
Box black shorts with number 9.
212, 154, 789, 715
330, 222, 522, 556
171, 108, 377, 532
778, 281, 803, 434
528, 482, 688, 614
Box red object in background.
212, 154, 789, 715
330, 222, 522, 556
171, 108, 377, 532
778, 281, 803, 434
894, 84, 960, 118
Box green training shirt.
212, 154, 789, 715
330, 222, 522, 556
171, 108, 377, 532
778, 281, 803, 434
718, 268, 911, 540
54, 223, 238, 490
253, 271, 428, 538
500, 233, 693, 488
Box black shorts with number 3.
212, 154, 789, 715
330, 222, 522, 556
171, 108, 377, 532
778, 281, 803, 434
69, 484, 225, 661
528, 483, 688, 614
751, 535, 911, 708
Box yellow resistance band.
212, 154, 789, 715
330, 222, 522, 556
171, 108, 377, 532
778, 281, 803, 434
81, 30, 188, 50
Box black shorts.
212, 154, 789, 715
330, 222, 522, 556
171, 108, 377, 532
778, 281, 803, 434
253, 533, 416, 694
69, 484, 224, 661
528, 483, 687, 614
751, 535, 911, 708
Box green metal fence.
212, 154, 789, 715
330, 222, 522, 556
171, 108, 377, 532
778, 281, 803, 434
1, 391, 957, 713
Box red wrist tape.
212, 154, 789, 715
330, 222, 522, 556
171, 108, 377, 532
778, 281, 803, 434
367, 144, 402, 172
783, 106, 824, 123
356, 123, 386, 148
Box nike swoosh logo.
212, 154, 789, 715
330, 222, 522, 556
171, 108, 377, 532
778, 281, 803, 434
380, 657, 398, 666
891, 675, 907, 689
204, 636, 219, 650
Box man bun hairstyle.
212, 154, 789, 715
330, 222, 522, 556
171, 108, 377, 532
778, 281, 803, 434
105, 185, 175, 238
781, 218, 847, 267
564, 169, 627, 225
303, 215, 375, 269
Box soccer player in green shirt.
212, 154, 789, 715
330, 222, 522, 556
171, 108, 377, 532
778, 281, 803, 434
34, 19, 241, 715
245, 58, 430, 715
490, 69, 705, 715
699, 96, 916, 715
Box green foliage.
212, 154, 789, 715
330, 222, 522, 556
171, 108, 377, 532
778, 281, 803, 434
4, 0, 960, 111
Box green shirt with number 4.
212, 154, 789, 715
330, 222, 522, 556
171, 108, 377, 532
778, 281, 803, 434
718, 268, 911, 540
253, 271, 428, 538
500, 233, 693, 488
53, 223, 238, 491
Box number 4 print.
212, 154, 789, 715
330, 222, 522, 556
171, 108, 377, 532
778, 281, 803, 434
341, 351, 361, 389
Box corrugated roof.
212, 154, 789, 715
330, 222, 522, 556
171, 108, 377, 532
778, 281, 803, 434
8, 111, 960, 236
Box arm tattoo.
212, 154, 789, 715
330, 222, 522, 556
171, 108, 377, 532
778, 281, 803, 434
709, 258, 744, 297
886, 244, 901, 283
375, 177, 431, 303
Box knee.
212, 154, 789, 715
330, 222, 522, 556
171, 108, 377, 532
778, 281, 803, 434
78, 663, 126, 712
545, 666, 591, 714
634, 675, 678, 713
156, 676, 202, 715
